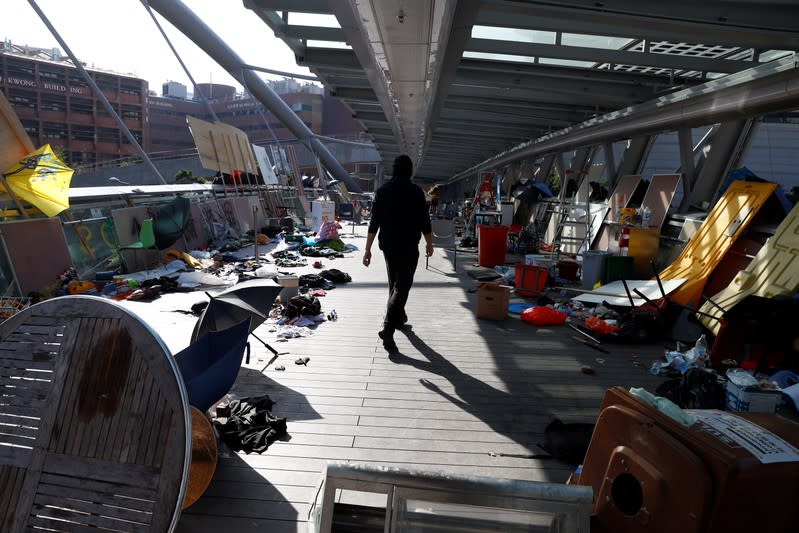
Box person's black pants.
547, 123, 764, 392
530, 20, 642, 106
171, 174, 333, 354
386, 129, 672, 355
382, 248, 419, 332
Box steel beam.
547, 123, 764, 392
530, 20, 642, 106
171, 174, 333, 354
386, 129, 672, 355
466, 38, 751, 74
449, 56, 799, 182
477, 1, 799, 50
454, 67, 658, 102
244, 4, 304, 55
684, 119, 754, 211
299, 48, 363, 71
284, 25, 346, 42
458, 58, 680, 89
617, 136, 653, 178
244, 0, 332, 14
148, 0, 361, 193
448, 83, 630, 108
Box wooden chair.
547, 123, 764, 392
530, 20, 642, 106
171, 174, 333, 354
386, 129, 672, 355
0, 295, 191, 532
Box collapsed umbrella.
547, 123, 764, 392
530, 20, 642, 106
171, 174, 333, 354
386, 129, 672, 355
176, 318, 251, 413
191, 279, 284, 360
153, 195, 192, 249
1, 144, 73, 217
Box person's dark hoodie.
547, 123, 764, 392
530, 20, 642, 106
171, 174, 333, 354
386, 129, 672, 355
368, 155, 432, 253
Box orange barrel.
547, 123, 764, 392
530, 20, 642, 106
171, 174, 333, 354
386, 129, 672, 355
477, 225, 509, 267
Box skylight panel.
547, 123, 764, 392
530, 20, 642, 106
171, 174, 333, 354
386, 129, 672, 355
538, 57, 595, 68
561, 33, 633, 50
471, 25, 554, 44
463, 51, 537, 64
285, 13, 341, 28
306, 40, 351, 49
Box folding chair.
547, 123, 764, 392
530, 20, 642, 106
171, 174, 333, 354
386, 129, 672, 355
426, 218, 458, 270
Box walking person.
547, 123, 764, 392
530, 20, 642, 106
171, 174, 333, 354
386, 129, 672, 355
363, 155, 433, 352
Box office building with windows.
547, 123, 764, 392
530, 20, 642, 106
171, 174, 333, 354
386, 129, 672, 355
0, 41, 148, 169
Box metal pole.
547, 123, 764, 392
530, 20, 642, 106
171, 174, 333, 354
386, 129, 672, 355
144, 0, 362, 194
28, 0, 167, 185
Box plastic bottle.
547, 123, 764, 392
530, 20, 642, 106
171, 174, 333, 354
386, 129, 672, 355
641, 206, 652, 227
694, 334, 708, 359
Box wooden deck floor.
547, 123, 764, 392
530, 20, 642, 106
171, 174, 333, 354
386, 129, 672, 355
122, 224, 668, 532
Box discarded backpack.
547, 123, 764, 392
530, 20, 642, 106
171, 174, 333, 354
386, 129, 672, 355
299, 274, 335, 289
284, 295, 322, 318
320, 269, 351, 283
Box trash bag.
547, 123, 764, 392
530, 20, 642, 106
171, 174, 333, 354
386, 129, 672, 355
521, 306, 568, 326
655, 367, 726, 409
584, 315, 620, 335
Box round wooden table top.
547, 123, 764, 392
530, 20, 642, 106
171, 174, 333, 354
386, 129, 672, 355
183, 406, 218, 509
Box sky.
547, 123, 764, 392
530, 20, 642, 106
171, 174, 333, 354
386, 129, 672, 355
2, 0, 315, 92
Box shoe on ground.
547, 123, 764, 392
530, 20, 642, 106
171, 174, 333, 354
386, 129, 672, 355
378, 329, 398, 352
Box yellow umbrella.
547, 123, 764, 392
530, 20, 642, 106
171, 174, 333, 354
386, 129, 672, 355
1, 144, 73, 217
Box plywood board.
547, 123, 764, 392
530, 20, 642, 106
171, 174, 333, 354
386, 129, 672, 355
640, 174, 681, 229
0, 218, 72, 294
187, 116, 256, 176
607, 175, 641, 222
0, 91, 34, 173
594, 175, 641, 250
252, 144, 278, 185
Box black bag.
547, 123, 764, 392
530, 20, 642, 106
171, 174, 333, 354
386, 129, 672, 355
655, 367, 726, 409
299, 274, 333, 289
320, 269, 351, 283
284, 295, 322, 318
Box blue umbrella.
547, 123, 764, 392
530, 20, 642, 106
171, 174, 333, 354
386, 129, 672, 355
175, 318, 250, 412
511, 181, 554, 199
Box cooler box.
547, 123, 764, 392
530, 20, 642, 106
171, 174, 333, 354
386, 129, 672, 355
577, 387, 799, 533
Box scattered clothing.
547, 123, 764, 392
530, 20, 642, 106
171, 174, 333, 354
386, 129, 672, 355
213, 395, 287, 454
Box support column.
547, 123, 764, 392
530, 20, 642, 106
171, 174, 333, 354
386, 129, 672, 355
603, 141, 617, 188
681, 119, 754, 211
537, 155, 556, 185
617, 135, 653, 177
678, 126, 697, 196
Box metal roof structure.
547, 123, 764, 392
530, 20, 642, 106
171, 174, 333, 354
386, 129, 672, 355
242, 0, 799, 184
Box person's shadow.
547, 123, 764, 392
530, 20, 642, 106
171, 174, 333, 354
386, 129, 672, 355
390, 328, 545, 448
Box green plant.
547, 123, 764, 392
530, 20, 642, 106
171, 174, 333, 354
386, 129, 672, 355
174, 168, 194, 183
546, 173, 561, 195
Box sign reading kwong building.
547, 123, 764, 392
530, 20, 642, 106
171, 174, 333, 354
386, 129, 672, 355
0, 75, 84, 94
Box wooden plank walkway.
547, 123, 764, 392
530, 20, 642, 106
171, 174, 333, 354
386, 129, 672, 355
121, 224, 668, 532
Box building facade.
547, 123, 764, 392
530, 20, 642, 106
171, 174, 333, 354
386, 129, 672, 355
1, 41, 364, 173
0, 41, 148, 169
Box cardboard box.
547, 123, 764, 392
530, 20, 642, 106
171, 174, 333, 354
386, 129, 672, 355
725, 380, 782, 413
476, 283, 510, 320
277, 274, 299, 303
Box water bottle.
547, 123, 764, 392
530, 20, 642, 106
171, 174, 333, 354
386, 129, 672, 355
692, 334, 708, 366
641, 206, 652, 227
